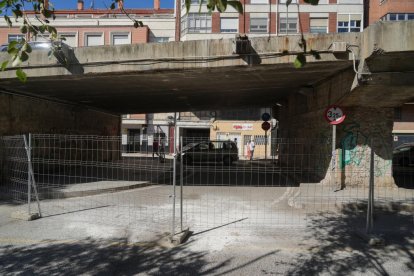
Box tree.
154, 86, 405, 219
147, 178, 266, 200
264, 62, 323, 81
0, 0, 319, 82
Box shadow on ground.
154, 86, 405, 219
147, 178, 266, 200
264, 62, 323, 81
283, 202, 414, 275
0, 236, 230, 275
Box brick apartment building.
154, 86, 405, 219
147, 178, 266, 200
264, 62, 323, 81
176, 0, 365, 41
365, 0, 414, 26
0, 0, 175, 46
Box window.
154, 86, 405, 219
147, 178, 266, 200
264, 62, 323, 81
181, 13, 212, 34
8, 34, 25, 42
85, 33, 104, 46
182, 0, 204, 8
310, 18, 328, 34
337, 14, 362, 33
250, 0, 268, 4
152, 37, 170, 43
250, 18, 268, 33
337, 0, 361, 3
386, 13, 414, 21
58, 33, 77, 47
220, 18, 238, 33
279, 16, 298, 34
111, 33, 130, 45
279, 0, 297, 3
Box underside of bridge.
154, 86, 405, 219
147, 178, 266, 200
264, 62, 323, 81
0, 61, 353, 114
1, 21, 414, 188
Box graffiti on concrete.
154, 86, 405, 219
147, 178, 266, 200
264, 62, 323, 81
340, 121, 392, 177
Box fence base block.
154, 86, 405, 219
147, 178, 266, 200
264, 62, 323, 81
10, 211, 40, 221
169, 228, 192, 246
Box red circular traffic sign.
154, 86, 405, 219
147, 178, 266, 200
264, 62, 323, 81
262, 121, 271, 131
324, 105, 346, 125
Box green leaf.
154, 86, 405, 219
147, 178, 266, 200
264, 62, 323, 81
42, 9, 53, 18
1, 60, 8, 71
7, 48, 19, 56
185, 0, 191, 14
4, 15, 12, 27
0, 1, 7, 10
46, 25, 57, 35
16, 68, 27, 83
7, 41, 18, 51
20, 25, 28, 34
39, 25, 46, 33
217, 0, 227, 13
22, 42, 32, 53
110, 3, 115, 9
20, 51, 29, 62
12, 9, 23, 19
228, 1, 243, 14
294, 53, 307, 68
133, 20, 143, 28
309, 50, 321, 60
286, 0, 292, 7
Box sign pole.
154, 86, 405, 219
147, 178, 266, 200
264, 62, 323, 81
324, 105, 346, 191
332, 124, 337, 191
264, 130, 268, 161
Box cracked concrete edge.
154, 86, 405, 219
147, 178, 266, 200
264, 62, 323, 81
10, 211, 40, 221
38, 182, 153, 199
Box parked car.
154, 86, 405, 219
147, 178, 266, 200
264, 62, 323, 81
180, 140, 239, 165
393, 143, 414, 167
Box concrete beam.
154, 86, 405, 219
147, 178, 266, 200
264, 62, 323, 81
0, 32, 360, 80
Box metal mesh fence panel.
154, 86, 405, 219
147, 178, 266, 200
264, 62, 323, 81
1, 134, 412, 237
30, 134, 174, 232
0, 135, 29, 205
177, 137, 414, 234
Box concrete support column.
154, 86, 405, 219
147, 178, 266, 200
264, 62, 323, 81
282, 103, 395, 188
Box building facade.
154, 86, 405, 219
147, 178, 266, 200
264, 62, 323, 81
365, 0, 414, 26
0, 0, 175, 46
175, 0, 365, 41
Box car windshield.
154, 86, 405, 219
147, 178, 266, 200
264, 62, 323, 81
182, 143, 198, 151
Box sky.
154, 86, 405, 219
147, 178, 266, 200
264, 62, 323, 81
48, 0, 174, 9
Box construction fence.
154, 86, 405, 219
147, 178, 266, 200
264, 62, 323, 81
0, 134, 413, 237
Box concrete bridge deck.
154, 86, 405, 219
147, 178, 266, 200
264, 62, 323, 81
0, 21, 413, 114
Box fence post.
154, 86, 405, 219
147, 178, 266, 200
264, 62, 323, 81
180, 136, 184, 232
171, 113, 177, 238
23, 133, 42, 218
366, 141, 374, 233
24, 134, 32, 215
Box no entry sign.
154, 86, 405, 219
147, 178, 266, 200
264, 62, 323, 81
324, 105, 346, 125
261, 121, 271, 131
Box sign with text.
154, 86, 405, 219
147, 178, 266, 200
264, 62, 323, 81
232, 124, 253, 131
324, 105, 346, 125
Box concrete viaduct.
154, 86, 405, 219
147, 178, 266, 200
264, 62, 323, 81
0, 21, 413, 187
